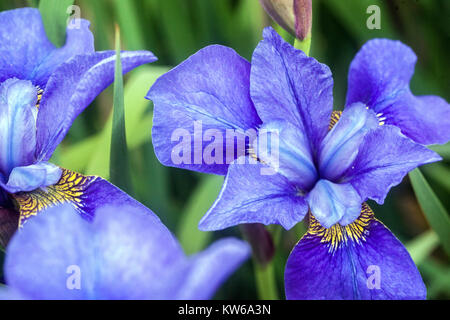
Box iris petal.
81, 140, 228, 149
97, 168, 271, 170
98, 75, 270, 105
0, 8, 94, 87
318, 103, 379, 181
175, 238, 250, 300
5, 204, 95, 299
285, 204, 426, 300
36, 50, 157, 161
254, 120, 317, 192
0, 79, 37, 177
5, 201, 248, 299
250, 27, 333, 154
11, 168, 152, 226
147, 45, 261, 175
344, 125, 441, 204
2, 162, 61, 193
199, 156, 308, 231
346, 39, 450, 145
306, 179, 361, 228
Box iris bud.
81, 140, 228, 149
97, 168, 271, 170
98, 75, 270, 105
240, 224, 275, 266
259, 0, 312, 40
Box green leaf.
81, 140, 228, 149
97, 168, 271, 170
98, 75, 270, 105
422, 163, 450, 194
420, 260, 450, 298
409, 168, 450, 257
112, 0, 146, 50
39, 0, 74, 47
158, 0, 197, 63
109, 26, 133, 194
430, 142, 450, 159
177, 175, 223, 255
322, 0, 397, 42
81, 0, 114, 51
55, 65, 169, 177
84, 66, 169, 178
405, 230, 439, 266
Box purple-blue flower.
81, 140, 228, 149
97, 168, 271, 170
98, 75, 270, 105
0, 8, 156, 243
0, 203, 250, 299
147, 27, 441, 299
148, 27, 440, 230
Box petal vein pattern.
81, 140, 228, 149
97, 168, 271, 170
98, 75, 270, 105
12, 168, 98, 226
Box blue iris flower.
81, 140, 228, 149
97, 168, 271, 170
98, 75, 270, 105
147, 27, 446, 299
0, 8, 156, 241
0, 204, 249, 299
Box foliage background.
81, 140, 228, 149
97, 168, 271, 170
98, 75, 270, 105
1, 0, 449, 299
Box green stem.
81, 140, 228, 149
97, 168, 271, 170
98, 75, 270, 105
294, 34, 312, 56
254, 259, 279, 300
240, 224, 278, 299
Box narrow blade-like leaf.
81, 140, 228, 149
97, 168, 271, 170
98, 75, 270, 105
410, 168, 450, 257
109, 26, 133, 194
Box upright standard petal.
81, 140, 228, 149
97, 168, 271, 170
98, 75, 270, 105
199, 156, 308, 231
0, 8, 94, 87
176, 238, 250, 300
0, 79, 37, 177
148, 45, 261, 175
346, 39, 450, 145
318, 103, 379, 181
344, 125, 441, 204
306, 179, 361, 228
250, 27, 333, 154
36, 50, 157, 161
285, 204, 426, 300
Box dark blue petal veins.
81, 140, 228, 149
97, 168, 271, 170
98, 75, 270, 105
285, 204, 426, 300
250, 27, 334, 155
147, 45, 260, 175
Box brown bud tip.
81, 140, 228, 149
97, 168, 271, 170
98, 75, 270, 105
294, 0, 312, 40
259, 0, 312, 41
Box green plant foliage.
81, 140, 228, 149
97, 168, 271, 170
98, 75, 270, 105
410, 169, 450, 257
39, 0, 74, 47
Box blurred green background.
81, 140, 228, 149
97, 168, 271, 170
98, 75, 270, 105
2, 0, 449, 299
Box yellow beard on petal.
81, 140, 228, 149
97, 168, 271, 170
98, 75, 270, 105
328, 110, 342, 130
306, 202, 374, 253
35, 86, 43, 109
12, 168, 98, 227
